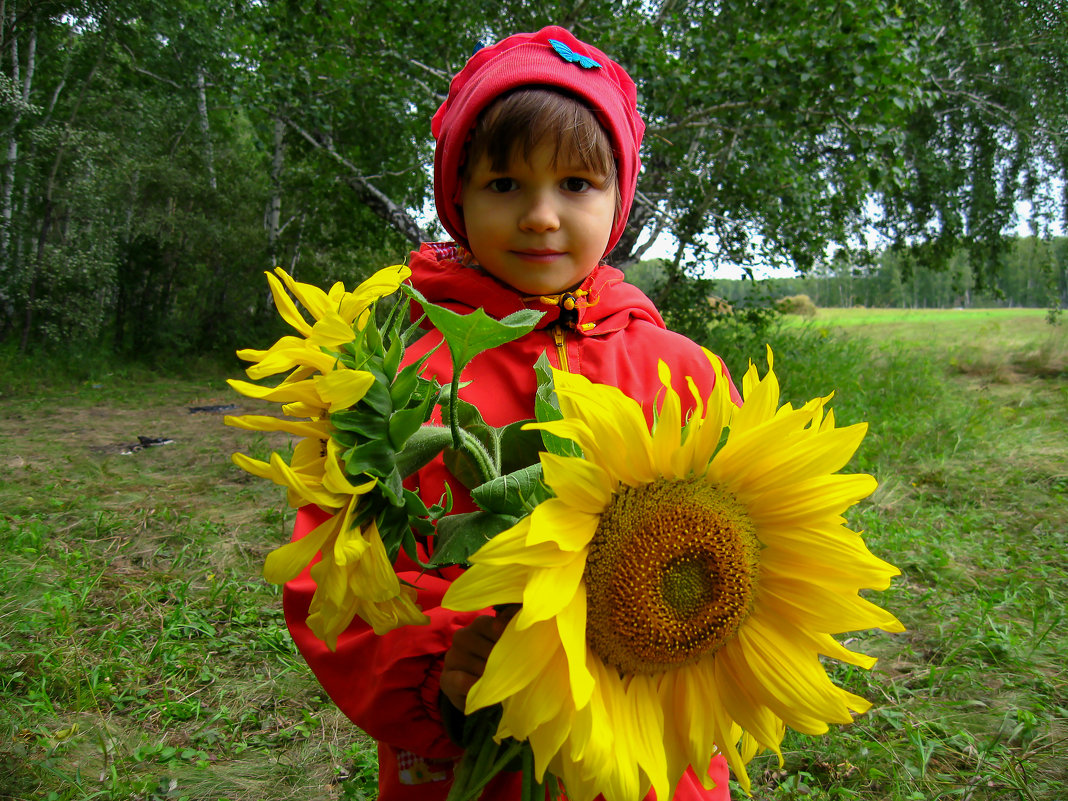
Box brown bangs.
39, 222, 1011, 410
465, 88, 618, 184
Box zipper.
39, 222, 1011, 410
548, 291, 582, 373
552, 325, 570, 372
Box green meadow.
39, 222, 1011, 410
1, 308, 1065, 801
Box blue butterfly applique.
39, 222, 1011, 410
549, 39, 602, 69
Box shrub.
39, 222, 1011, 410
776, 294, 818, 316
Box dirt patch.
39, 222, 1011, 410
1, 392, 289, 471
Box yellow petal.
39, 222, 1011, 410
337, 264, 411, 322
352, 589, 429, 635
469, 519, 577, 567
555, 584, 594, 709
732, 615, 861, 733
626, 674, 669, 801
525, 698, 574, 782
442, 563, 529, 611
496, 647, 570, 744
525, 418, 602, 462
761, 538, 900, 592
313, 369, 375, 411
759, 577, 905, 634
540, 452, 615, 511
526, 497, 599, 551
467, 617, 560, 713
227, 376, 323, 407
517, 550, 585, 630
224, 414, 329, 440
309, 309, 357, 348
553, 371, 657, 486
322, 438, 379, 496
262, 510, 341, 584
348, 521, 404, 600
266, 451, 342, 509
742, 473, 878, 526
245, 343, 338, 380
588, 661, 644, 801
273, 267, 333, 321
266, 270, 313, 337
714, 647, 787, 768
231, 452, 277, 482
650, 361, 683, 477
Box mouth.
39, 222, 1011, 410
512, 249, 566, 263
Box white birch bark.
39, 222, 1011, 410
196, 67, 216, 190
1, 10, 32, 269
267, 116, 284, 269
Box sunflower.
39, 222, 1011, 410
227, 265, 410, 505
227, 264, 428, 641
443, 348, 902, 801
261, 493, 428, 648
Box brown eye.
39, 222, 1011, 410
489, 178, 518, 192
563, 177, 592, 192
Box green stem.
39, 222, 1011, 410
449, 370, 463, 449
447, 737, 526, 801
520, 745, 541, 801
455, 428, 499, 485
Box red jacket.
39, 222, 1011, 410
284, 244, 740, 800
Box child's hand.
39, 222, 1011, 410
441, 605, 519, 711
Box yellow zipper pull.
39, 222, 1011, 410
553, 325, 570, 372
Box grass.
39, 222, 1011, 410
712, 310, 1068, 801
0, 360, 379, 801
1, 309, 1066, 800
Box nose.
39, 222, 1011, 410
518, 189, 560, 233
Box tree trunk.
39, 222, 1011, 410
1, 11, 33, 272
267, 116, 284, 268
18, 16, 108, 350
278, 114, 431, 245
196, 67, 216, 191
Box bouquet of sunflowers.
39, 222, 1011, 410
228, 266, 902, 801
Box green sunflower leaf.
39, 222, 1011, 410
382, 330, 405, 382
389, 350, 432, 408
427, 511, 519, 567
377, 467, 404, 506
395, 426, 455, 478
331, 407, 387, 439
533, 352, 582, 459
443, 443, 485, 490
341, 437, 397, 477
359, 373, 394, 417
498, 421, 544, 475
407, 286, 543, 374
471, 464, 548, 516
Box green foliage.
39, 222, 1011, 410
2, 1, 1066, 352
715, 236, 1068, 311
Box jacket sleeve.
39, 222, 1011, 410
282, 503, 476, 761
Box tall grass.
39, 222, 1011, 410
703, 311, 1068, 800
1, 311, 1065, 800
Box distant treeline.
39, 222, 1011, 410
636, 237, 1068, 310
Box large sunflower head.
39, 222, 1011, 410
444, 348, 902, 801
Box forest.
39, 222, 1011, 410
628, 235, 1068, 311
1, 0, 1066, 357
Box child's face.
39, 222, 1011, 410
460, 139, 617, 296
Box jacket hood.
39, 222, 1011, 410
408, 242, 666, 337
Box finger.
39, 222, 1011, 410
492, 604, 520, 635
440, 669, 478, 709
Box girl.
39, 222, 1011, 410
284, 26, 738, 800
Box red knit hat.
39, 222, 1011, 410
431, 26, 644, 257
